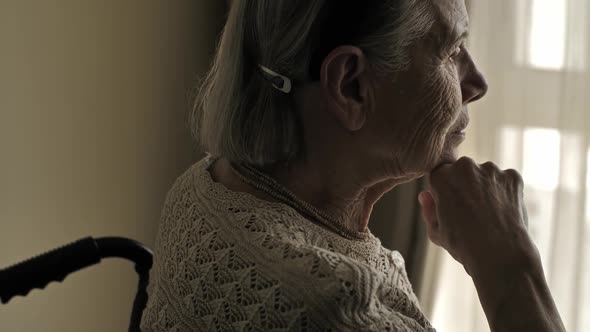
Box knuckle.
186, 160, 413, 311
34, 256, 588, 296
456, 157, 480, 178
481, 161, 500, 173
456, 157, 478, 174
505, 168, 524, 187
457, 156, 475, 167
429, 164, 450, 184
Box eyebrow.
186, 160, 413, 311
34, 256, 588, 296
427, 14, 470, 53
438, 22, 469, 52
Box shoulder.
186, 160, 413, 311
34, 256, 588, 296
149, 156, 434, 330
247, 239, 434, 330
165, 156, 212, 200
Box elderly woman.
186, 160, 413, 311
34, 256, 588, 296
141, 0, 565, 331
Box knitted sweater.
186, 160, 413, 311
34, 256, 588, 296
140, 156, 436, 331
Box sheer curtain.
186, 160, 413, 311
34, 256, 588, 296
420, 0, 590, 331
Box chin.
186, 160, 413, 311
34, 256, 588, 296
439, 134, 466, 164
417, 148, 457, 174
434, 136, 464, 167
412, 133, 465, 173
438, 148, 460, 165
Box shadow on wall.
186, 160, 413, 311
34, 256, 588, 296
0, 1, 226, 331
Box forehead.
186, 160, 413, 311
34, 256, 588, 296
428, 0, 469, 43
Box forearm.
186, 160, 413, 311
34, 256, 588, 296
472, 262, 566, 332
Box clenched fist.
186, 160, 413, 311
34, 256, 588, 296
418, 157, 540, 280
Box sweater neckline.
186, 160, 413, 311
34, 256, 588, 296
192, 154, 378, 245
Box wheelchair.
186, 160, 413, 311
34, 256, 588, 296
0, 237, 153, 332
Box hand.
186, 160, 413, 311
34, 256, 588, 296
418, 157, 539, 278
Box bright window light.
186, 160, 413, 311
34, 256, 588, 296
528, 0, 567, 70
583, 147, 590, 332
522, 128, 561, 191
561, 132, 583, 192
586, 148, 590, 222
498, 126, 521, 169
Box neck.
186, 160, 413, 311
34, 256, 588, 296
267, 149, 418, 234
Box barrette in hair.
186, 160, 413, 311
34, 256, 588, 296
257, 64, 292, 94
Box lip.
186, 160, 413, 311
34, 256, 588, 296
448, 132, 467, 144
450, 130, 466, 136
449, 120, 469, 136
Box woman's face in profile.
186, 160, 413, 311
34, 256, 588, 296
365, 0, 488, 175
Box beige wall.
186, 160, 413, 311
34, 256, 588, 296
0, 1, 225, 331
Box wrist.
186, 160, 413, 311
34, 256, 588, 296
469, 248, 561, 331
471, 260, 543, 307
468, 241, 543, 310
473, 264, 564, 332
466, 229, 542, 282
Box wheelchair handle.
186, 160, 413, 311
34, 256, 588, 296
0, 237, 101, 304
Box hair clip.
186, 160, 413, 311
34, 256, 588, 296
257, 64, 292, 94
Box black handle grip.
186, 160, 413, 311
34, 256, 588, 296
0, 237, 102, 304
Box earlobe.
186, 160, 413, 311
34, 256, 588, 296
320, 46, 371, 132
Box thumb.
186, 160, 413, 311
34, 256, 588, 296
418, 191, 438, 229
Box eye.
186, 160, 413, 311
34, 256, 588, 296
449, 46, 462, 60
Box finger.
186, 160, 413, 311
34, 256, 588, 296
430, 161, 453, 175
419, 191, 442, 246
506, 168, 528, 229
428, 163, 452, 192
520, 192, 529, 230
418, 191, 439, 229
481, 161, 500, 172
522, 205, 529, 229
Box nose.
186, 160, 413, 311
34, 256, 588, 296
461, 51, 488, 104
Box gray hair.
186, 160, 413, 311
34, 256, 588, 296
191, 0, 435, 166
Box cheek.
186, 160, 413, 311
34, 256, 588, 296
404, 68, 462, 168
422, 67, 462, 130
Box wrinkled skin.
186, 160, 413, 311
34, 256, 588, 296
264, 0, 489, 233
215, 0, 490, 233
363, 0, 486, 178
211, 0, 565, 329
419, 158, 534, 277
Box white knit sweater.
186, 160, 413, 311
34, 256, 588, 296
140, 156, 436, 331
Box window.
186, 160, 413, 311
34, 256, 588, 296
497, 126, 589, 330
515, 0, 588, 71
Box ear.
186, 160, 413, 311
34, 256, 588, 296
320, 46, 373, 132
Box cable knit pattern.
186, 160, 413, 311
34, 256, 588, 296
140, 156, 436, 331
